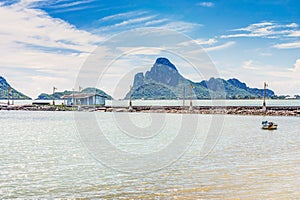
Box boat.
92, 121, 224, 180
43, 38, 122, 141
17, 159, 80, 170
262, 121, 278, 130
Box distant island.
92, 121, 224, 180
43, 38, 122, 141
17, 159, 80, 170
0, 76, 31, 100
125, 57, 276, 100
36, 87, 113, 100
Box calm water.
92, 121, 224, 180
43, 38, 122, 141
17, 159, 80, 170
106, 99, 300, 107
1, 99, 300, 107
0, 111, 299, 199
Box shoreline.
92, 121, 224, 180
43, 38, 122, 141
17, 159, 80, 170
1, 104, 300, 116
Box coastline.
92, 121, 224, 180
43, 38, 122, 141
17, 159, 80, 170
107, 106, 300, 116
1, 104, 300, 116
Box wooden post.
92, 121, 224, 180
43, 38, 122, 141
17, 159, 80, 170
7, 86, 11, 105
11, 90, 14, 105
189, 84, 193, 111
129, 85, 133, 111
262, 82, 267, 112
72, 88, 75, 106
129, 86, 132, 110
183, 86, 186, 107
52, 86, 57, 106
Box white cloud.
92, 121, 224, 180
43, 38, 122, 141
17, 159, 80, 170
259, 52, 272, 57
242, 60, 259, 70
160, 21, 202, 33
14, 0, 43, 7
288, 31, 300, 37
113, 15, 157, 27
221, 33, 262, 38
0, 4, 103, 52
273, 42, 300, 49
0, 2, 105, 98
235, 22, 273, 31
99, 15, 164, 32
179, 38, 217, 47
197, 2, 214, 7
50, 5, 96, 13
144, 19, 169, 26
220, 59, 300, 96
204, 41, 235, 52
116, 47, 164, 56
292, 59, 300, 72
49, 0, 95, 9
286, 23, 298, 28
194, 38, 217, 45
98, 11, 148, 22
97, 10, 201, 34
221, 21, 299, 39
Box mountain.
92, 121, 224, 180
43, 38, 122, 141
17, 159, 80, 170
227, 78, 274, 98
125, 57, 275, 100
36, 87, 113, 100
0, 76, 31, 100
199, 78, 274, 99
125, 58, 209, 99
128, 83, 177, 100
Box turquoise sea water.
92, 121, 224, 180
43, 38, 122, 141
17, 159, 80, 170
0, 111, 299, 199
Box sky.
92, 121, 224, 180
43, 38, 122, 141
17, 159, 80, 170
0, 0, 300, 98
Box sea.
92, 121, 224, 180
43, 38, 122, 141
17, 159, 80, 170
0, 100, 299, 199
1, 99, 300, 107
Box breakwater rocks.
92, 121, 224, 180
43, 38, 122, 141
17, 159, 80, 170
106, 106, 300, 116
1, 105, 300, 116
0, 105, 76, 111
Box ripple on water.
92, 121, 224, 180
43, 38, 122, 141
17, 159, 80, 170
0, 111, 299, 199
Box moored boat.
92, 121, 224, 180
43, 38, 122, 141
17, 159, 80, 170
262, 121, 278, 130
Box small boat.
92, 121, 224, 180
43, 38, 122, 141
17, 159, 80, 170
262, 121, 278, 130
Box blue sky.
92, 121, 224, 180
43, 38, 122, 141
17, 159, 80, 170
1, 0, 300, 98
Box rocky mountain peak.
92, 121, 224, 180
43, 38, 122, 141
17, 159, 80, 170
154, 57, 177, 71
143, 57, 182, 87
0, 76, 9, 85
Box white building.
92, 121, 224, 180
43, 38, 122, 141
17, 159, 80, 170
61, 93, 106, 106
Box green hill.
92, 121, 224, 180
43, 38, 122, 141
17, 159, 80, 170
0, 76, 31, 100
36, 87, 113, 100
